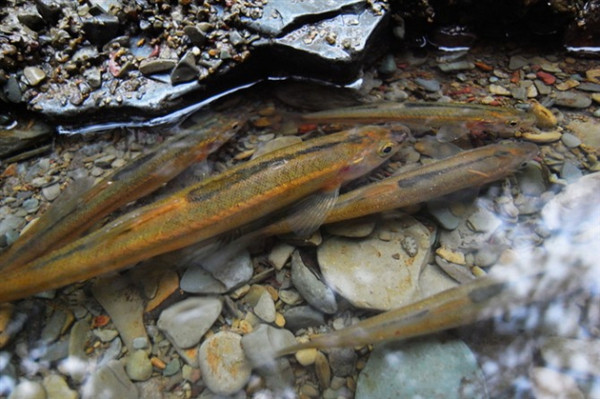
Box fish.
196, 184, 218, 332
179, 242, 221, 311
301, 101, 538, 142
0, 111, 245, 272
261, 142, 538, 236
275, 274, 521, 356
0, 126, 407, 302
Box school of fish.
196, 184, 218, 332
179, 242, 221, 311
0, 100, 541, 356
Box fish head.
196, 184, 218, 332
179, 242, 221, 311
480, 111, 538, 136
340, 125, 409, 182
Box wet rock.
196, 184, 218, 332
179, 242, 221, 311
356, 338, 488, 399
318, 216, 431, 310
139, 59, 177, 76
267, 242, 295, 270
82, 14, 119, 45
567, 120, 600, 153
517, 161, 547, 197
508, 55, 528, 70
328, 348, 357, 377
291, 250, 338, 314
324, 219, 376, 238
378, 53, 397, 76
82, 360, 138, 399
157, 297, 222, 349
198, 331, 252, 395
283, 306, 325, 332
415, 77, 440, 92
418, 264, 460, 298
180, 250, 253, 294
41, 308, 70, 344
8, 380, 46, 399
23, 67, 46, 86
91, 275, 148, 351
244, 286, 276, 323
64, 319, 91, 382
125, 349, 153, 381
553, 91, 592, 108
241, 324, 296, 367
438, 61, 475, 72
241, 0, 365, 37
171, 51, 199, 84
42, 374, 77, 399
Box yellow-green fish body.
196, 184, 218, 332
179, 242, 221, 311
0, 126, 406, 302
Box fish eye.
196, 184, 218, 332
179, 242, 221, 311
507, 120, 519, 127
378, 142, 395, 156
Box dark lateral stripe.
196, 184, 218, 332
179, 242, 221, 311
468, 281, 506, 303
396, 152, 499, 189
111, 152, 157, 182
187, 135, 365, 203
404, 102, 514, 113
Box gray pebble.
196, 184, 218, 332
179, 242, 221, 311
509, 55, 528, 70
139, 58, 177, 75
41, 309, 68, 344
427, 202, 461, 230
325, 219, 376, 238
125, 349, 153, 381
83, 67, 102, 89
253, 291, 276, 323
83, 360, 138, 399
534, 80, 552, 95
41, 184, 61, 201
98, 337, 122, 366
561, 132, 581, 148
163, 358, 181, 377
577, 82, 600, 92
181, 250, 253, 294
328, 348, 357, 377
241, 324, 296, 368
517, 161, 547, 197
157, 296, 222, 349
93, 328, 119, 342
23, 67, 46, 86
560, 161, 583, 183
291, 250, 337, 314
438, 61, 475, 72
22, 198, 39, 213
132, 336, 149, 350
283, 306, 325, 332
466, 207, 502, 234
198, 331, 251, 396
171, 51, 199, 84
554, 91, 592, 108
415, 77, 440, 92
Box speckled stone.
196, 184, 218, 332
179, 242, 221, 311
198, 331, 252, 395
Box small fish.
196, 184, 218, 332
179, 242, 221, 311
0, 111, 244, 272
302, 101, 537, 142
0, 126, 406, 302
262, 142, 538, 235
276, 275, 517, 356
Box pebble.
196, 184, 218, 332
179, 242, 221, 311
23, 67, 46, 86
318, 216, 431, 310
283, 306, 325, 331
508, 55, 528, 70
328, 348, 357, 377
438, 61, 475, 72
93, 328, 119, 342
415, 77, 440, 92
65, 320, 90, 382
517, 161, 547, 197
91, 275, 148, 351
41, 184, 61, 201
139, 58, 177, 75
418, 264, 459, 298
8, 380, 46, 399
377, 54, 397, 76
295, 348, 318, 366
22, 198, 39, 213
180, 250, 253, 294
521, 130, 562, 143
577, 82, 600, 92
560, 161, 583, 182
82, 360, 138, 399
291, 250, 338, 314
157, 297, 222, 348
162, 358, 181, 377
488, 84, 511, 96
170, 51, 199, 84
567, 120, 600, 152
356, 338, 487, 399
553, 91, 592, 108
198, 331, 252, 395
267, 242, 295, 270
42, 375, 77, 399
41, 308, 69, 344
244, 285, 276, 323
125, 349, 153, 381
324, 219, 376, 238
241, 324, 296, 367
427, 201, 461, 230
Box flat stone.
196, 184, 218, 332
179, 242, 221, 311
82, 360, 138, 399
267, 242, 295, 270
328, 348, 357, 377
415, 77, 440, 92
567, 120, 600, 153
356, 338, 488, 399
241, 0, 365, 37
139, 58, 177, 76
181, 250, 253, 294
508, 55, 528, 70
291, 250, 338, 314
157, 297, 222, 349
283, 306, 325, 332
438, 61, 475, 72
171, 51, 198, 84
553, 91, 592, 108
198, 331, 252, 395
41, 184, 61, 201
318, 216, 431, 310
91, 275, 148, 352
